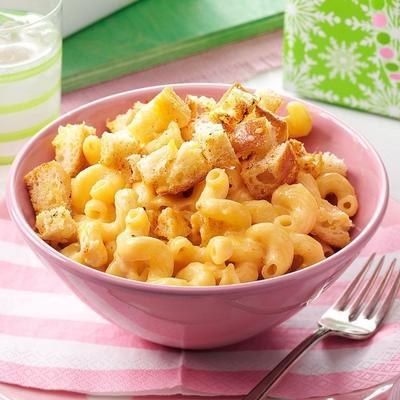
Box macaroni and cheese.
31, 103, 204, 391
24, 83, 358, 286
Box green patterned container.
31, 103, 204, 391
283, 0, 400, 119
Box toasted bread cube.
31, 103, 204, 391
166, 141, 211, 195
144, 121, 183, 154
290, 139, 323, 178
128, 87, 191, 144
209, 83, 258, 132
99, 130, 140, 173
24, 161, 71, 214
52, 124, 96, 177
137, 141, 178, 192
193, 119, 239, 168
186, 95, 216, 118
155, 207, 191, 239
106, 101, 144, 132
291, 139, 346, 178
229, 117, 276, 159
255, 89, 283, 113
312, 199, 352, 248
36, 206, 77, 243
241, 142, 299, 200
255, 106, 288, 144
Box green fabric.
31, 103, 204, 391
62, 0, 285, 93
283, 0, 400, 119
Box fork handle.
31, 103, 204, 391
243, 326, 332, 400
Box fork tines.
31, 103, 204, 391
334, 253, 400, 323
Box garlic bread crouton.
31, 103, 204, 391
36, 206, 77, 243
193, 119, 239, 168
137, 140, 210, 195
106, 101, 144, 132
128, 87, 191, 144
52, 124, 96, 177
241, 141, 298, 200
186, 95, 216, 118
290, 140, 346, 178
290, 139, 323, 178
144, 121, 183, 154
312, 199, 352, 248
167, 141, 211, 195
99, 130, 140, 172
137, 141, 178, 192
255, 88, 283, 113
229, 117, 275, 159
255, 106, 288, 144
155, 207, 191, 239
209, 83, 258, 132
24, 161, 71, 214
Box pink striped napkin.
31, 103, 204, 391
1, 199, 400, 399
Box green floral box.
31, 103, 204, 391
283, 0, 400, 119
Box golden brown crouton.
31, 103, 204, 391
186, 95, 216, 118
193, 119, 239, 168
240, 142, 299, 200
209, 83, 258, 132
35, 206, 77, 243
255, 88, 283, 113
24, 161, 71, 214
255, 106, 288, 144
128, 87, 191, 144
138, 139, 210, 195
144, 121, 183, 154
106, 101, 144, 132
290, 140, 346, 178
155, 207, 191, 239
99, 130, 141, 173
136, 140, 178, 192
312, 199, 352, 248
166, 141, 211, 195
229, 117, 275, 159
290, 139, 324, 178
52, 124, 96, 177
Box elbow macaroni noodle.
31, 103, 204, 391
26, 84, 359, 286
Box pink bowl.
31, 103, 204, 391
7, 83, 389, 349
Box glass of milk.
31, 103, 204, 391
0, 0, 62, 175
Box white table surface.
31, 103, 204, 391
0, 68, 399, 399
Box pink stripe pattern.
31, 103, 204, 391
1, 199, 400, 399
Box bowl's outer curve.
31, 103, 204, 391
7, 84, 389, 349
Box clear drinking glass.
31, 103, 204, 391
0, 0, 62, 180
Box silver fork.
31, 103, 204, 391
244, 254, 400, 400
